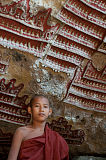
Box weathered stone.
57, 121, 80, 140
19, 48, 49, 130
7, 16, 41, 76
0, 0, 106, 158
72, 156, 106, 160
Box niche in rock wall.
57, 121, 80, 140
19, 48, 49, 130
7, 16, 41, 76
0, 78, 30, 125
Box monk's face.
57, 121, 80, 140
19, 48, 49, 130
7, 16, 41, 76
29, 97, 52, 122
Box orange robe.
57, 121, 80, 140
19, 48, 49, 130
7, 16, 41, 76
18, 125, 69, 160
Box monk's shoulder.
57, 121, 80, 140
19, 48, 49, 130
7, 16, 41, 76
54, 130, 69, 151
48, 127, 65, 140
15, 126, 28, 135
49, 128, 68, 147
47, 127, 69, 156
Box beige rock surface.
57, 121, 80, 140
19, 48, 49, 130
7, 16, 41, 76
0, 0, 106, 158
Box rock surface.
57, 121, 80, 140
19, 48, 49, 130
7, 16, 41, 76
72, 156, 106, 160
0, 0, 106, 158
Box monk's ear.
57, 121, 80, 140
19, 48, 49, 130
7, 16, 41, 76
28, 106, 32, 114
49, 108, 52, 116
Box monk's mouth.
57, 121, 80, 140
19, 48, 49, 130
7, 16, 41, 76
38, 113, 45, 117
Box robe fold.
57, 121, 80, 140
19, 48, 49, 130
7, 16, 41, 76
18, 125, 69, 160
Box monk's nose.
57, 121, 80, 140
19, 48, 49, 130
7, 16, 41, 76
40, 106, 44, 112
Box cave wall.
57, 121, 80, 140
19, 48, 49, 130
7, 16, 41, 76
0, 0, 106, 159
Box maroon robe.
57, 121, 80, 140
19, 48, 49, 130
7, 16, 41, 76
18, 125, 69, 160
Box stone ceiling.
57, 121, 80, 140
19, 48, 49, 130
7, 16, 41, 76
0, 0, 105, 118
0, 0, 106, 157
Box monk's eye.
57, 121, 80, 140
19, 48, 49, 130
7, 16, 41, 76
35, 105, 39, 107
44, 105, 49, 108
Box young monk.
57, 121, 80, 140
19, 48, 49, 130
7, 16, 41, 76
7, 94, 69, 160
